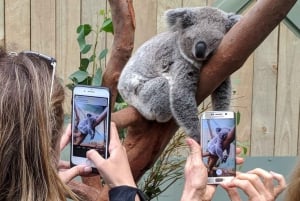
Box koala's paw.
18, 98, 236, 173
222, 155, 228, 163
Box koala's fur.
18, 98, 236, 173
118, 7, 241, 141
207, 127, 231, 163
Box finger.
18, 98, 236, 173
236, 171, 273, 198
220, 183, 242, 201
236, 157, 244, 165
247, 168, 274, 191
236, 147, 241, 155
86, 149, 105, 171
59, 165, 92, 183
60, 124, 72, 151
225, 177, 260, 199
108, 122, 122, 151
204, 185, 218, 200
186, 137, 202, 164
270, 171, 287, 196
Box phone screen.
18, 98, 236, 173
72, 94, 109, 160
201, 112, 236, 183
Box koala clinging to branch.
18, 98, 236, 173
118, 7, 241, 142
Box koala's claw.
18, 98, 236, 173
222, 155, 228, 163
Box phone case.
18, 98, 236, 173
200, 111, 236, 184
70, 85, 111, 174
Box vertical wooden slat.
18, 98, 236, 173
183, 0, 207, 7
81, 0, 107, 60
227, 4, 255, 155
31, 0, 56, 56
133, 0, 157, 51
275, 23, 300, 156
56, 0, 81, 113
231, 57, 253, 154
5, 0, 30, 51
0, 0, 4, 47
157, 0, 182, 34
250, 29, 279, 156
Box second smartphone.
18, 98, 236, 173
70, 85, 111, 173
200, 111, 236, 184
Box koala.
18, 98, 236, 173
77, 113, 98, 140
207, 127, 231, 163
117, 6, 241, 142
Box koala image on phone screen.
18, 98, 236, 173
206, 127, 231, 163
117, 6, 241, 142
77, 113, 99, 140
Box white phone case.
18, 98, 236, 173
200, 111, 236, 184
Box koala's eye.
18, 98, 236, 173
195, 41, 207, 59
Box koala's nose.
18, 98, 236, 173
195, 41, 207, 59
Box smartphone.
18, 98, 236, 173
200, 111, 236, 184
70, 85, 111, 173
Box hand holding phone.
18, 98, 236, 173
200, 111, 236, 184
70, 86, 111, 173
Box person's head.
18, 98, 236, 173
0, 49, 74, 201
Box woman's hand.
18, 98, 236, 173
58, 124, 92, 183
181, 138, 216, 201
86, 122, 136, 188
221, 168, 286, 201
181, 139, 245, 201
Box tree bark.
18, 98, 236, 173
70, 0, 297, 200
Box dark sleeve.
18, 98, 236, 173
109, 186, 148, 201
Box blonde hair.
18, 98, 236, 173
0, 49, 78, 201
284, 160, 300, 201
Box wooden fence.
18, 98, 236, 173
1, 0, 299, 156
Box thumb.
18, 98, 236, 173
186, 138, 203, 164
186, 137, 202, 156
86, 149, 105, 170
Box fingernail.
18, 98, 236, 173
84, 166, 92, 173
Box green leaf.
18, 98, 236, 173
101, 18, 114, 33
92, 68, 102, 86
99, 9, 106, 16
116, 93, 125, 103
66, 83, 75, 91
69, 70, 89, 83
77, 36, 92, 54
80, 44, 92, 54
236, 111, 241, 125
79, 58, 89, 71
98, 48, 108, 60
76, 24, 92, 36
89, 54, 96, 62
76, 24, 92, 54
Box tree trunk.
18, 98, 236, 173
70, 0, 297, 200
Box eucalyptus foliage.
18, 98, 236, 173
67, 10, 113, 90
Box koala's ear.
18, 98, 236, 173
225, 13, 242, 31
165, 8, 193, 31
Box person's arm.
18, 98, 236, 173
87, 122, 146, 201
220, 168, 286, 201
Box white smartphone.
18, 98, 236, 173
200, 111, 236, 184
70, 85, 111, 173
